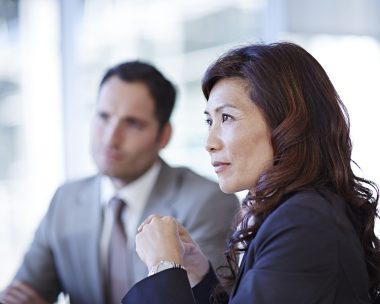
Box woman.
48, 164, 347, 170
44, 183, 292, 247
122, 42, 380, 303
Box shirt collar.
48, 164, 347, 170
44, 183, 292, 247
100, 161, 162, 210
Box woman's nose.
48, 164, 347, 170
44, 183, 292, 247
205, 126, 222, 153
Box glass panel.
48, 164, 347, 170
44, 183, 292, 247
0, 0, 63, 289
70, 0, 265, 182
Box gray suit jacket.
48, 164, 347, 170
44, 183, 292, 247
14, 161, 239, 304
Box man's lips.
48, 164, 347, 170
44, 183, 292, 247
212, 161, 230, 173
102, 149, 123, 161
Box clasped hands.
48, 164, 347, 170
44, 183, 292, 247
136, 215, 210, 287
0, 281, 49, 304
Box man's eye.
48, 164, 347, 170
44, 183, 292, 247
126, 118, 143, 129
98, 112, 109, 121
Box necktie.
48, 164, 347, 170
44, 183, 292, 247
108, 197, 128, 304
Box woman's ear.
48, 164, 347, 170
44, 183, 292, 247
158, 122, 172, 150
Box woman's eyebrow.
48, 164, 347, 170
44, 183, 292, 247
204, 104, 238, 115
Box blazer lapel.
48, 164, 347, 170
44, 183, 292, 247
230, 251, 249, 297
230, 238, 255, 298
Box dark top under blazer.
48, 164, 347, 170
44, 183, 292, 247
123, 189, 371, 304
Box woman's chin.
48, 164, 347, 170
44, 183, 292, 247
218, 181, 244, 194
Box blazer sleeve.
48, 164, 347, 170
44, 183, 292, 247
122, 268, 195, 304
123, 266, 221, 304
13, 190, 62, 302
231, 195, 343, 304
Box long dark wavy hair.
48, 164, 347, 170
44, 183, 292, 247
202, 42, 380, 301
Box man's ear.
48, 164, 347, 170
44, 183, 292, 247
158, 122, 172, 150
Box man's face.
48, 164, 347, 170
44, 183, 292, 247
91, 76, 168, 188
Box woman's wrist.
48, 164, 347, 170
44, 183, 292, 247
146, 253, 183, 270
188, 261, 210, 287
148, 260, 186, 276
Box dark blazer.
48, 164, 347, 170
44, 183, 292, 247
14, 160, 239, 304
123, 190, 371, 304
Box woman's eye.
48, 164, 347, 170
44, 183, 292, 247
222, 114, 232, 122
205, 118, 212, 126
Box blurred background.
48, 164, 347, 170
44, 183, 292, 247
0, 0, 379, 291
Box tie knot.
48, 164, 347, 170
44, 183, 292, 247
109, 197, 126, 220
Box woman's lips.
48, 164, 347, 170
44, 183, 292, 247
212, 161, 230, 173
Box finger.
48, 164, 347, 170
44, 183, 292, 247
177, 222, 194, 243
182, 242, 198, 254
137, 214, 162, 232
0, 286, 29, 304
11, 281, 38, 297
8, 282, 47, 304
161, 216, 179, 226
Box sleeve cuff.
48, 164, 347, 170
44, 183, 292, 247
192, 263, 221, 303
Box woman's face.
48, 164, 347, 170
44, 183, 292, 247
204, 78, 273, 194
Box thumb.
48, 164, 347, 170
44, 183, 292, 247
182, 241, 198, 255
177, 222, 194, 244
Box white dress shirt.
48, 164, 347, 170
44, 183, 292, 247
99, 161, 161, 277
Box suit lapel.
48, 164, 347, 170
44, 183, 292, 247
74, 176, 105, 302
138, 161, 179, 222
132, 161, 179, 281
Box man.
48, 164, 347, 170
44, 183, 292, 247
0, 61, 239, 304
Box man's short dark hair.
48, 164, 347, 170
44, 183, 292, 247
100, 61, 176, 128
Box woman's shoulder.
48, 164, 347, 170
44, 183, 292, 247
279, 189, 345, 215
262, 188, 352, 235
284, 188, 339, 204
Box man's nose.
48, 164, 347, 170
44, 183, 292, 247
104, 122, 124, 146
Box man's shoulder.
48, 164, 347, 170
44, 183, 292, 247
55, 175, 100, 195
45, 175, 101, 215
59, 174, 98, 187
165, 165, 219, 190
162, 164, 239, 207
